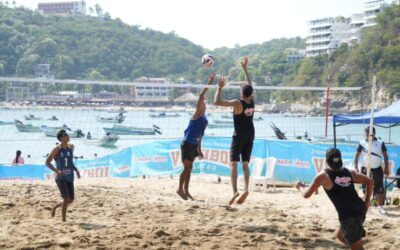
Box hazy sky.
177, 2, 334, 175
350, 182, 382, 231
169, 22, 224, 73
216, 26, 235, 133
14, 0, 378, 49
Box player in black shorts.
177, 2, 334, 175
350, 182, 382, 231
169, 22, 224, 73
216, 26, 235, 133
46, 129, 81, 222
177, 73, 215, 200
214, 57, 254, 205
297, 148, 373, 250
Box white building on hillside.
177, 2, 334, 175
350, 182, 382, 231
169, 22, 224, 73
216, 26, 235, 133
363, 0, 386, 27
37, 1, 86, 16
305, 17, 351, 57
131, 77, 170, 103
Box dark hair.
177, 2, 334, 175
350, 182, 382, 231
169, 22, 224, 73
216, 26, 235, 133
326, 148, 343, 170
57, 129, 68, 141
241, 85, 253, 98
15, 150, 21, 164
365, 126, 376, 134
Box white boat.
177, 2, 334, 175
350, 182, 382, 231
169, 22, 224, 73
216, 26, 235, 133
221, 114, 263, 121
85, 134, 119, 147
149, 112, 180, 118
96, 114, 125, 123
24, 114, 42, 120
47, 116, 58, 121
0, 121, 14, 125
208, 123, 232, 129
14, 120, 42, 132
213, 119, 233, 125
107, 107, 126, 113
41, 126, 85, 138
103, 124, 161, 135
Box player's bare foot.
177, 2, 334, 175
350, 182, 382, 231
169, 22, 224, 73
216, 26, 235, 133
177, 190, 188, 200
185, 192, 195, 201
51, 206, 57, 217
229, 192, 240, 205
237, 191, 249, 204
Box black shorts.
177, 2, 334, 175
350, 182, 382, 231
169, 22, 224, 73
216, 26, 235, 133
56, 179, 75, 200
181, 141, 199, 162
230, 136, 254, 162
340, 215, 366, 245
361, 166, 384, 194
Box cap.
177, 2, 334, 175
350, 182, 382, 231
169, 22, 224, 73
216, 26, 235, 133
326, 148, 343, 169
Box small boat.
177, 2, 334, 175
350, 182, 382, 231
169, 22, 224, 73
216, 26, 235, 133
0, 121, 14, 125
24, 114, 42, 120
208, 123, 232, 129
107, 107, 126, 113
48, 116, 58, 121
213, 119, 233, 125
14, 120, 42, 132
149, 112, 180, 118
103, 124, 161, 135
221, 114, 263, 121
96, 115, 125, 124
85, 133, 119, 147
41, 126, 85, 138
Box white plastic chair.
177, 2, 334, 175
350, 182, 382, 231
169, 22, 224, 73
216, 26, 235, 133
265, 157, 277, 191
250, 157, 277, 192
390, 187, 400, 205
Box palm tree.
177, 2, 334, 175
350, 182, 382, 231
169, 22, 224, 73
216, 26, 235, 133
12, 0, 15, 7
88, 6, 94, 16
94, 4, 102, 17
5, 0, 9, 6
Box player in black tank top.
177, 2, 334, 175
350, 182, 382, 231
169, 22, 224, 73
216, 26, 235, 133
214, 57, 254, 205
296, 148, 373, 249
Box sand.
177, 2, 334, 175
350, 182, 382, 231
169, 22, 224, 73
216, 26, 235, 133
0, 177, 399, 250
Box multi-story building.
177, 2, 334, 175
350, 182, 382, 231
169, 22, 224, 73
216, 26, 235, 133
306, 0, 392, 56
37, 1, 86, 16
132, 77, 170, 103
349, 13, 365, 44
363, 0, 386, 27
286, 48, 306, 64
305, 17, 351, 57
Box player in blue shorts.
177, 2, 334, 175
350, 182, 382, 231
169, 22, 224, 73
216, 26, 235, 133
177, 73, 215, 200
46, 129, 81, 222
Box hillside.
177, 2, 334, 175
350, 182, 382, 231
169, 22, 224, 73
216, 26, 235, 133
0, 5, 304, 84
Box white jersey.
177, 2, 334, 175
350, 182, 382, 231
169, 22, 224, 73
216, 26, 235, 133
358, 139, 385, 169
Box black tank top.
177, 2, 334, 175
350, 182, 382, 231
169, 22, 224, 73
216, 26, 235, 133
324, 168, 365, 221
233, 99, 255, 138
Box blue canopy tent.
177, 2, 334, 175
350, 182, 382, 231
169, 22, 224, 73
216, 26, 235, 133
333, 101, 400, 147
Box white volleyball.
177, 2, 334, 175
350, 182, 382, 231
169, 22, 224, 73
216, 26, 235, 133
202, 54, 215, 67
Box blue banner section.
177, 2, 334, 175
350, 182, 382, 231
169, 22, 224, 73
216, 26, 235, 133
1, 138, 400, 184
0, 164, 44, 180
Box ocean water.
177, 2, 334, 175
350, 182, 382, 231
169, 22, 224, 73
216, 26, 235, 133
0, 107, 398, 165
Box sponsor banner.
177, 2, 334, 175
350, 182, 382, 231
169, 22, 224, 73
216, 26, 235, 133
0, 165, 45, 180
1, 138, 399, 184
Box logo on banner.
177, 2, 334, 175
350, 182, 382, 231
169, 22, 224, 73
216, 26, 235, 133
170, 148, 230, 168
313, 157, 326, 173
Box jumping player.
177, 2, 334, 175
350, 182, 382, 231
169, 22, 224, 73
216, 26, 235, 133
46, 129, 81, 222
214, 57, 254, 205
296, 148, 373, 250
177, 73, 215, 200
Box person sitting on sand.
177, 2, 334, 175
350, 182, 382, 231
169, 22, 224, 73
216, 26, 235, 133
46, 129, 81, 222
296, 148, 373, 250
177, 73, 215, 201
214, 57, 254, 205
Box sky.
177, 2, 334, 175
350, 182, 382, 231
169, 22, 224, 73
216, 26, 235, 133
14, 0, 376, 49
